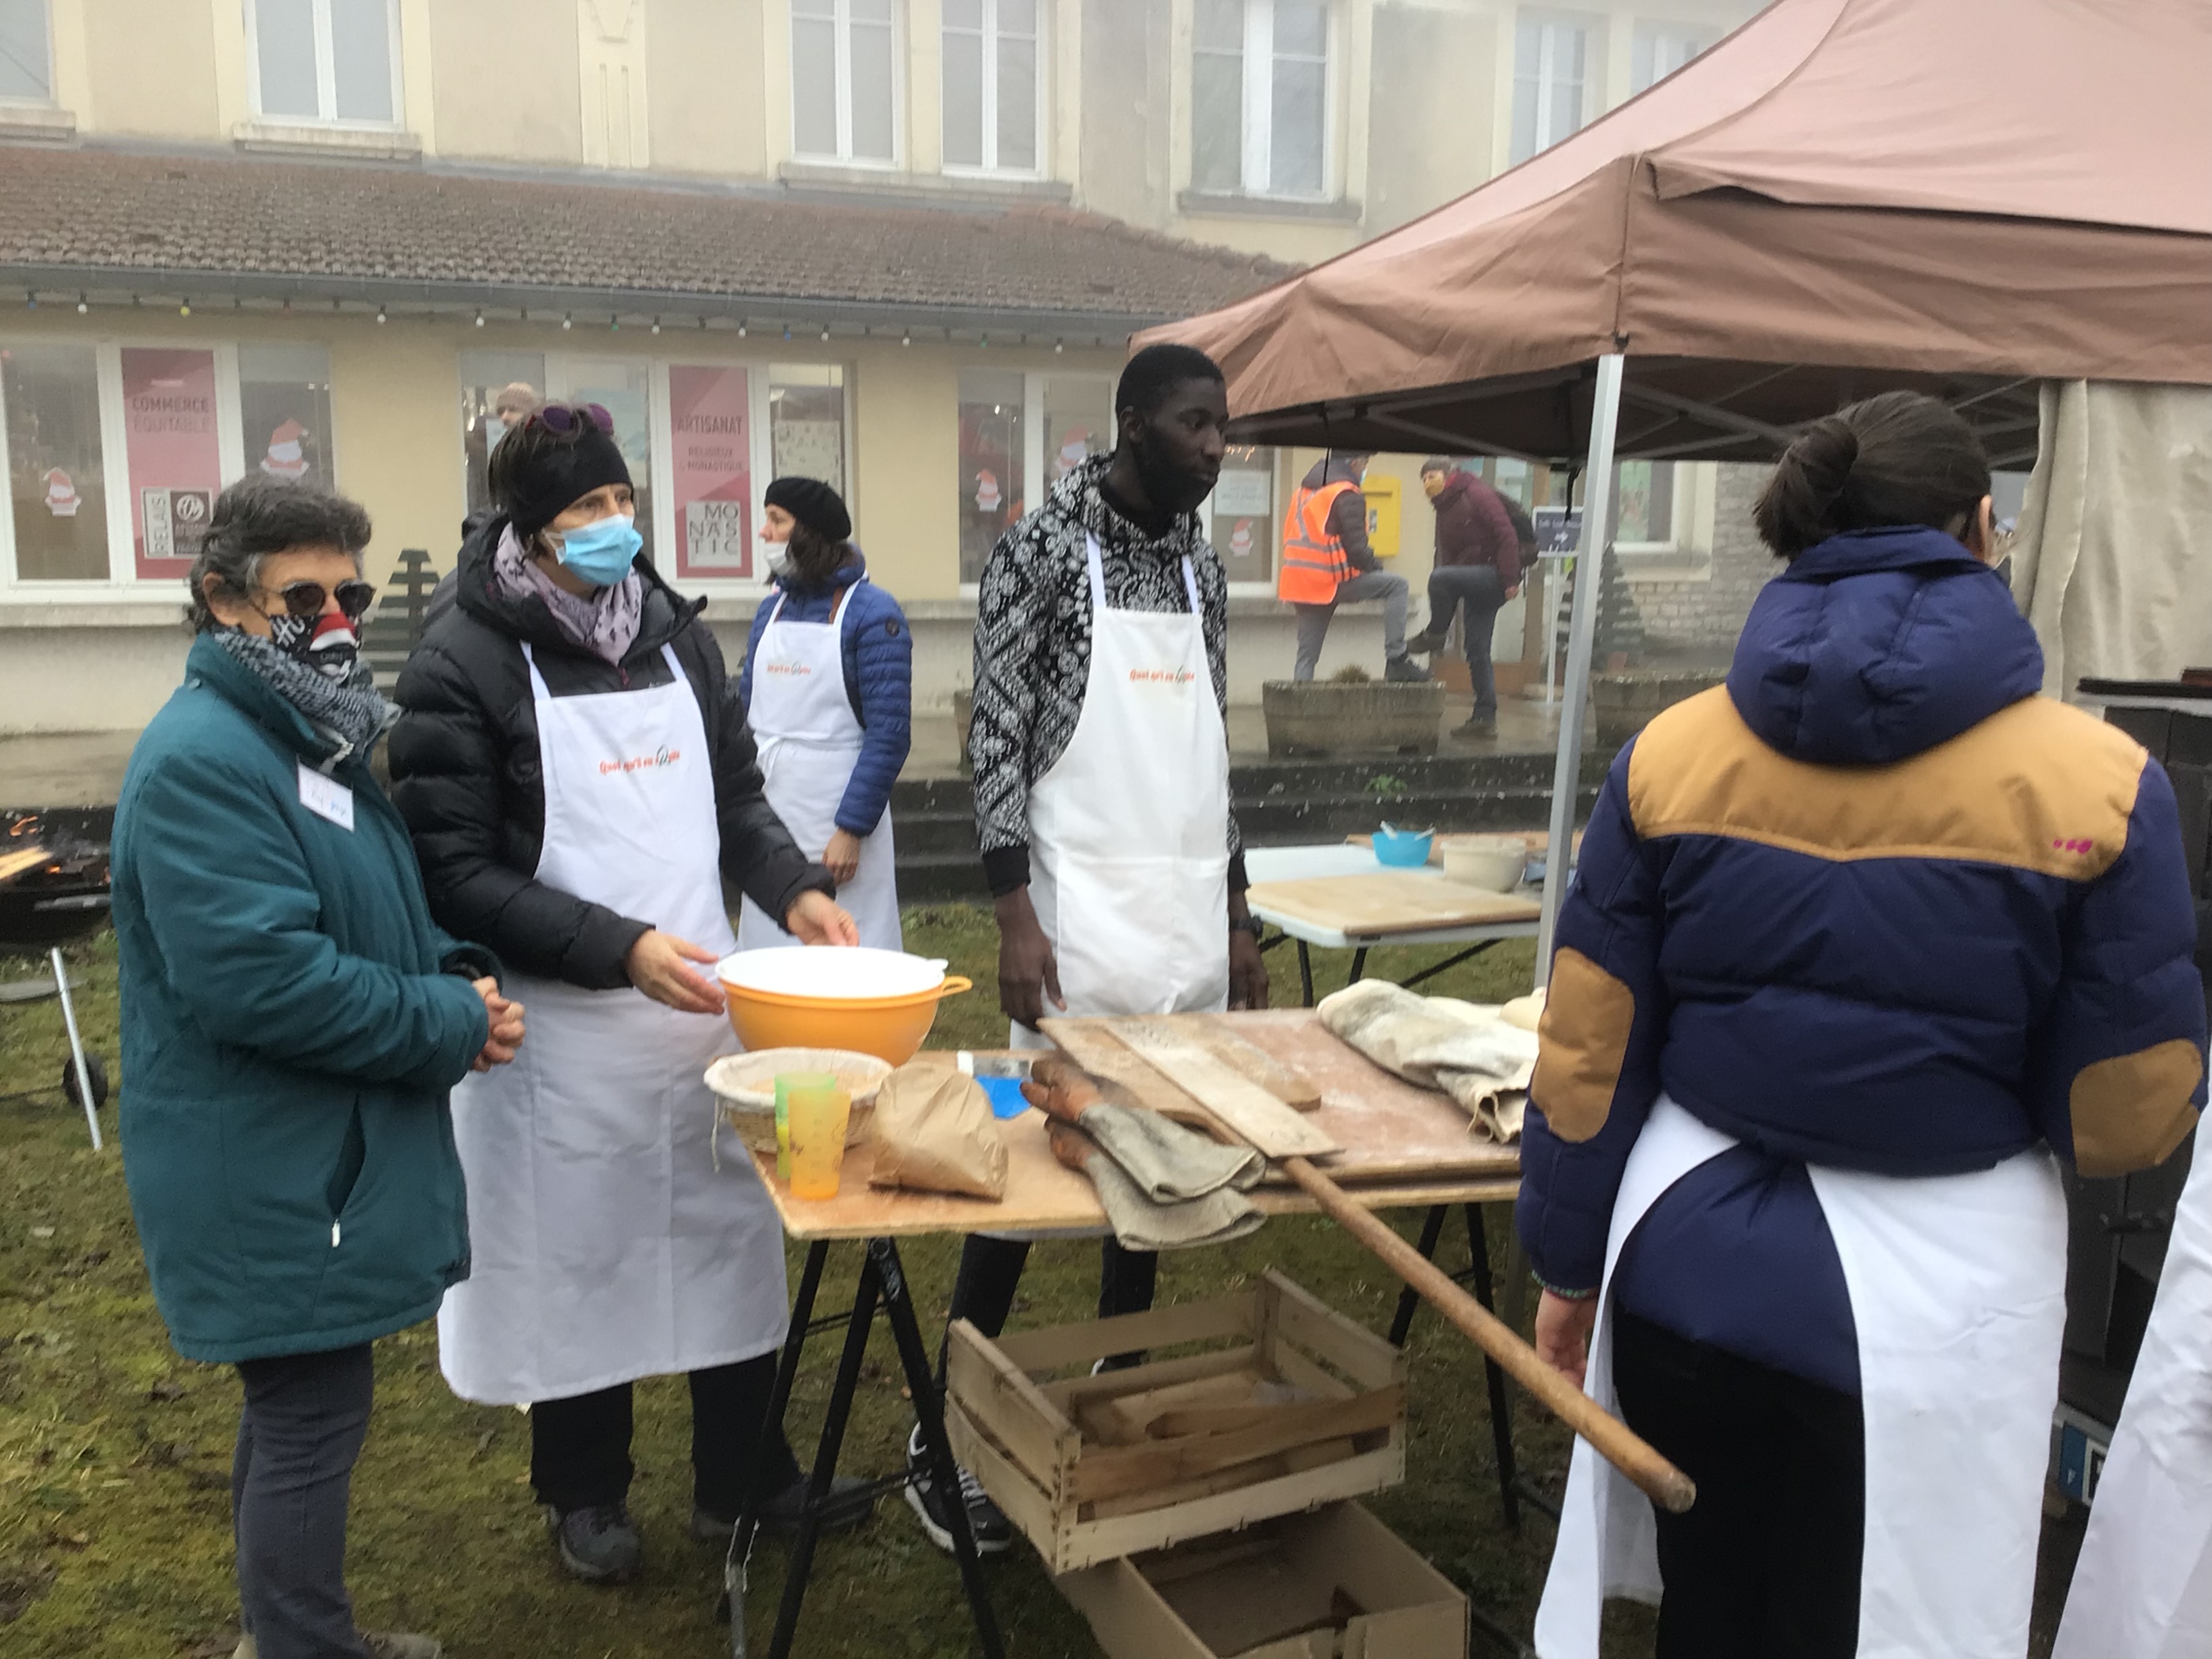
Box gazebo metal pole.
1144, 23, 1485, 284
1536, 352, 1626, 985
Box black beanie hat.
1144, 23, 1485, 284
763, 476, 852, 543
504, 418, 633, 538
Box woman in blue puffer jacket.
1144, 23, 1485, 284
1519, 392, 2205, 1659
735, 476, 912, 950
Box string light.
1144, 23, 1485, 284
22, 291, 33, 310
650, 317, 661, 334
562, 314, 573, 330
782, 325, 792, 341
474, 309, 485, 327
1054, 340, 1065, 354
375, 307, 387, 325
179, 300, 192, 317
901, 330, 911, 347
819, 326, 830, 342
75, 295, 87, 314
737, 321, 747, 337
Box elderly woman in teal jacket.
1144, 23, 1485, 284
112, 475, 525, 1659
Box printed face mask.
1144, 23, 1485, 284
268, 609, 361, 681
548, 512, 643, 586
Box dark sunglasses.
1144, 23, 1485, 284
258, 579, 377, 621
529, 403, 615, 436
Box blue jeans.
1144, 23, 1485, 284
1427, 565, 1507, 719
233, 1343, 375, 1659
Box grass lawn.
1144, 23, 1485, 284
0, 914, 2085, 1657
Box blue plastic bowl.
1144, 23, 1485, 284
977, 1075, 1032, 1120
1373, 827, 1433, 867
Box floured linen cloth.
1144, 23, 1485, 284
1048, 1115, 1266, 1250
1317, 979, 1542, 1142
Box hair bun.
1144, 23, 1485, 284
1797, 418, 1859, 507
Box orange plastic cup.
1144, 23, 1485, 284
786, 1081, 853, 1200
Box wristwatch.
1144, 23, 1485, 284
1229, 915, 1267, 940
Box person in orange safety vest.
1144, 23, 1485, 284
1277, 452, 1430, 683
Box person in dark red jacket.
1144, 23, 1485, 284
1407, 459, 1528, 737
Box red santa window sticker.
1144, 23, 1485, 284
43, 468, 79, 518
260, 420, 310, 479
974, 468, 1002, 514
1229, 518, 1254, 559
1057, 430, 1090, 477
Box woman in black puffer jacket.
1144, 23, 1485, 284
389, 404, 872, 1586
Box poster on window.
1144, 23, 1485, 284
122, 348, 223, 579
668, 365, 752, 579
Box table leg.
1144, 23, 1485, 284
872, 1237, 1007, 1659
1387, 1205, 1450, 1347
1396, 938, 1504, 994
1297, 940, 1315, 1008
1463, 1204, 1523, 1532
728, 1240, 830, 1647
765, 1249, 882, 1659
1347, 946, 1370, 985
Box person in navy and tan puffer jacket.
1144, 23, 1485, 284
1519, 391, 2206, 1659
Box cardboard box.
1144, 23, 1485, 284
945, 1270, 1407, 1574
1055, 1501, 1467, 1659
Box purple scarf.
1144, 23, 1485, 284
492, 525, 644, 667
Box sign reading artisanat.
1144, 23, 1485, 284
668, 365, 753, 579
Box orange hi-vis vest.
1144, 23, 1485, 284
1277, 479, 1357, 605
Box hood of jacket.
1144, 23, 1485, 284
1300, 457, 1366, 493
451, 513, 700, 662
1725, 525, 2044, 766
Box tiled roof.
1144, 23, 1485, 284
0, 146, 1294, 330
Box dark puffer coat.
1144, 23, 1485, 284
389, 518, 831, 988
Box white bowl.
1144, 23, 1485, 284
1441, 836, 1528, 892
716, 946, 950, 1000
705, 1047, 893, 1155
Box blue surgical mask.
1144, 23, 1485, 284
548, 514, 642, 586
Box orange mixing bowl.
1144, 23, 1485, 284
717, 951, 974, 1065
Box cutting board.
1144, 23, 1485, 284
1243, 871, 1541, 936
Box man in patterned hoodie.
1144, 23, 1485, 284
902, 344, 1270, 1554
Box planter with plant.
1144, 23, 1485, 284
1262, 665, 1444, 758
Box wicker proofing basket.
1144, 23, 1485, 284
704, 1048, 893, 1154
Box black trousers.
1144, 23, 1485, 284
935, 1234, 1158, 1388
1610, 1310, 1865, 1659
232, 1343, 376, 1659
1427, 565, 1507, 719
529, 1355, 802, 1521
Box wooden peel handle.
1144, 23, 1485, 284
1277, 1155, 1697, 1515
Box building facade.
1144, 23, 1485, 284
0, 0, 1763, 733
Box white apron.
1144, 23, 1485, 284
438, 642, 788, 1405
1536, 1097, 2068, 1659
735, 581, 902, 953
2053, 1139, 2212, 1659
994, 535, 1231, 1239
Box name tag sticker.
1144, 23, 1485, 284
297, 762, 356, 831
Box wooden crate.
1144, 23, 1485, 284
945, 1270, 1407, 1574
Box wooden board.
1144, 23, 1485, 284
1243, 871, 1540, 937
1038, 1012, 1521, 1187
1149, 1013, 1322, 1109
1090, 1019, 1342, 1160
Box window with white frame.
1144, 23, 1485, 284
943, 0, 1042, 175
792, 0, 898, 165
1511, 16, 1586, 165
458, 350, 851, 586
251, 0, 401, 125
957, 369, 1111, 583
1191, 0, 1331, 200
1632, 23, 1708, 94
0, 340, 337, 591
0, 0, 52, 104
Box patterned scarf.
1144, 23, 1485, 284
491, 523, 644, 667
214, 628, 394, 758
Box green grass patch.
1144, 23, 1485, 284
0, 917, 1632, 1658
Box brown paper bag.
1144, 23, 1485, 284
867, 1065, 1008, 1200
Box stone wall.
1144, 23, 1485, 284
1625, 462, 1778, 661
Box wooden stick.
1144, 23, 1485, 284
1276, 1153, 1697, 1515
